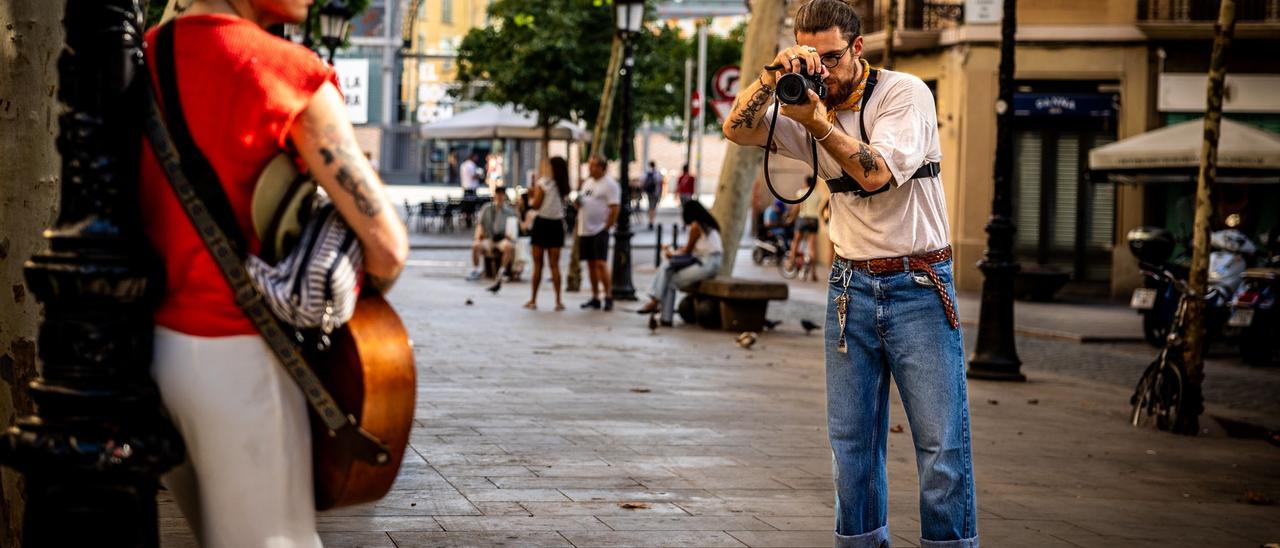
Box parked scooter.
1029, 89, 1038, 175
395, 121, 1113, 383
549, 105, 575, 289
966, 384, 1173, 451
752, 229, 792, 266
1127, 227, 1185, 347
1230, 227, 1280, 365
1127, 225, 1256, 347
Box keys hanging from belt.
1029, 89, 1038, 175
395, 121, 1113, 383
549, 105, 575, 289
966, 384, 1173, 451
835, 291, 850, 354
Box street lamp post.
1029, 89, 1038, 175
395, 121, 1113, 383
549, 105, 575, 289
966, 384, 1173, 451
967, 0, 1025, 381
0, 0, 184, 544
319, 0, 355, 65
611, 0, 644, 301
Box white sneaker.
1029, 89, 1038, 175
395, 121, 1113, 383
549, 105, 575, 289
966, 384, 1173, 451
466, 270, 482, 281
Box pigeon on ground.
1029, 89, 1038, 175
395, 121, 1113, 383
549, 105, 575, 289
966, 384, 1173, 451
736, 332, 757, 349
648, 313, 659, 333
465, 298, 474, 306
486, 280, 502, 294
762, 319, 782, 331
800, 319, 820, 335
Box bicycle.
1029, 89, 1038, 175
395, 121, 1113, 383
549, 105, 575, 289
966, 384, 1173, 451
1130, 267, 1203, 434
780, 247, 814, 280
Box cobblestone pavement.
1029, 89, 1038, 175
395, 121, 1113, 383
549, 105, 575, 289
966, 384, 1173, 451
160, 249, 1280, 547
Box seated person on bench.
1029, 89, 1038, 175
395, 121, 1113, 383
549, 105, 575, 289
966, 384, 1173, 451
468, 187, 517, 281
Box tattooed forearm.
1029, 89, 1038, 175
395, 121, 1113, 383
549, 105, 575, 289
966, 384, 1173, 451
730, 83, 773, 130
315, 124, 384, 217
852, 144, 880, 178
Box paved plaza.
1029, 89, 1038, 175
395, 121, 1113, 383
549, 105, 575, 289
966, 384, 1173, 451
159, 243, 1280, 547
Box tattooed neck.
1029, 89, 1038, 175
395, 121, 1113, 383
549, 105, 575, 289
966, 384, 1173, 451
730, 82, 774, 130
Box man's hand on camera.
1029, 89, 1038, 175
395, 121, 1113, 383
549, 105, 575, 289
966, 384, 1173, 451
779, 89, 829, 133
768, 45, 828, 83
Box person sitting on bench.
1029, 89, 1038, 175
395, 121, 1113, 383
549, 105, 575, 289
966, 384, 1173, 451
637, 200, 723, 326
468, 187, 517, 282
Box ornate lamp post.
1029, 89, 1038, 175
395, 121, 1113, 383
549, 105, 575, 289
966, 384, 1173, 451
0, 0, 184, 544
966, 0, 1025, 381
319, 0, 355, 64
611, 0, 644, 301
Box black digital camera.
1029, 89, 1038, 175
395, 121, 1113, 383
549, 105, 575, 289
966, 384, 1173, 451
776, 59, 827, 105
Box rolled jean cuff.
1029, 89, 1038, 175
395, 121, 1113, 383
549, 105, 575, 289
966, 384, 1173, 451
921, 535, 979, 548
834, 525, 890, 548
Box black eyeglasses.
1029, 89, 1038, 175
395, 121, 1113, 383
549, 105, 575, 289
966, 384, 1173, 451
820, 42, 853, 68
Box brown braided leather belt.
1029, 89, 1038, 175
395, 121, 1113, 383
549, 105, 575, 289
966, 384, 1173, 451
837, 246, 958, 329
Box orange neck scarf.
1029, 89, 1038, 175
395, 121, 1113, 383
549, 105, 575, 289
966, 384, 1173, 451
826, 59, 872, 124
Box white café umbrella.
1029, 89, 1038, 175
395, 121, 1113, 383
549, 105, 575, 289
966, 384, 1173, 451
1089, 117, 1280, 179
419, 103, 588, 141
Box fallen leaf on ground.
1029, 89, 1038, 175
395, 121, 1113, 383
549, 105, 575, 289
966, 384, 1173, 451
890, 424, 904, 434
987, 399, 999, 405
1243, 491, 1275, 506
619, 502, 650, 510
630, 388, 651, 393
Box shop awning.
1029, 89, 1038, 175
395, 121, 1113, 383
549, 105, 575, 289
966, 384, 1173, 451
419, 103, 588, 141
1088, 117, 1280, 173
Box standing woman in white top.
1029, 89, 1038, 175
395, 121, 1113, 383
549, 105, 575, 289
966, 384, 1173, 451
637, 200, 723, 326
525, 156, 570, 310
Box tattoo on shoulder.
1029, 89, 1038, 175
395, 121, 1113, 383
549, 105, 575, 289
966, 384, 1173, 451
308, 122, 383, 217
852, 144, 880, 178
730, 84, 774, 130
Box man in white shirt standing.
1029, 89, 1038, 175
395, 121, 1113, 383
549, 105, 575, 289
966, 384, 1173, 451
723, 1, 977, 547
459, 152, 482, 197
577, 154, 621, 311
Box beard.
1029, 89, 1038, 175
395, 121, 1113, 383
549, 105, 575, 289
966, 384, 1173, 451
822, 77, 854, 110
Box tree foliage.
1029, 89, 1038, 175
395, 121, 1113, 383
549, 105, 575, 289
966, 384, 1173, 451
455, 1, 745, 146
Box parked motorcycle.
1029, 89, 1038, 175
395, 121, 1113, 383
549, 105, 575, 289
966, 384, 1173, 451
752, 227, 793, 266
1231, 253, 1280, 366
1127, 227, 1185, 347
1127, 226, 1256, 347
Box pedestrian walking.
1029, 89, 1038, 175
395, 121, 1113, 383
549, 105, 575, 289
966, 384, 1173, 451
137, 1, 408, 545
525, 156, 570, 311
790, 176, 826, 281
675, 164, 695, 204
723, 1, 977, 546
641, 161, 663, 230
577, 154, 620, 311
637, 200, 723, 326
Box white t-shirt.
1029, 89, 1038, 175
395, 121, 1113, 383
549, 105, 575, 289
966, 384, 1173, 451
577, 175, 621, 237
459, 159, 481, 190
693, 226, 723, 258
535, 177, 565, 220
766, 68, 950, 260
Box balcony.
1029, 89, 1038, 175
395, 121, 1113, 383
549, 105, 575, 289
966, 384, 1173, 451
858, 0, 964, 56
1138, 0, 1280, 39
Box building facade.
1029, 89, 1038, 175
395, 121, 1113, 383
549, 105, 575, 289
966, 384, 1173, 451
853, 0, 1280, 299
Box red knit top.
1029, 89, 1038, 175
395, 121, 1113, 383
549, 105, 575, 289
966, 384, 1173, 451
139, 15, 337, 337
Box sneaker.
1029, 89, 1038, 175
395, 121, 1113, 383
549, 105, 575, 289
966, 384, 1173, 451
603, 298, 614, 311
580, 298, 602, 310
466, 270, 482, 281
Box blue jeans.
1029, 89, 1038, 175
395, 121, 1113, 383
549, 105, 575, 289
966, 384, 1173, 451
648, 253, 721, 324
825, 256, 978, 548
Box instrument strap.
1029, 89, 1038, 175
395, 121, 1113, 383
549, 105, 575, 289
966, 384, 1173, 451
144, 22, 390, 466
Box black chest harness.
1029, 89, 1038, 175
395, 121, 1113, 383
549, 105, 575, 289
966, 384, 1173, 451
763, 68, 942, 204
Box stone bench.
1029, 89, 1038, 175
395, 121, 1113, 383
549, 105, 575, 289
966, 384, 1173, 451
677, 277, 789, 332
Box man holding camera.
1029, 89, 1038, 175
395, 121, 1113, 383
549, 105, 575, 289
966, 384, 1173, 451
723, 1, 977, 546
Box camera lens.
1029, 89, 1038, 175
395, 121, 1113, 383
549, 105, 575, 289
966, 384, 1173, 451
776, 73, 811, 105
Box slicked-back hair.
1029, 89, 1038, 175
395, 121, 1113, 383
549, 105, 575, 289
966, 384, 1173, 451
795, 0, 862, 42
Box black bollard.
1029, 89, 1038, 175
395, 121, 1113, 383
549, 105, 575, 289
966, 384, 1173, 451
655, 224, 663, 267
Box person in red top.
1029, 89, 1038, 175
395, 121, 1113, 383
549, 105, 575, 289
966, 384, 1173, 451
138, 0, 408, 545
675, 163, 696, 204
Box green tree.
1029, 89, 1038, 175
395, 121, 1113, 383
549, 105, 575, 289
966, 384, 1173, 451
454, 0, 616, 149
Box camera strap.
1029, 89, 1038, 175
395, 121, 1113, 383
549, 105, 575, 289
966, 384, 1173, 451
827, 68, 942, 197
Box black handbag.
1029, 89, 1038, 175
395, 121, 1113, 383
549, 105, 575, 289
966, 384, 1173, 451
668, 253, 701, 272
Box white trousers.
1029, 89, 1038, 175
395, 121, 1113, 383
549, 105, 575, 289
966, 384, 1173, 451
153, 326, 322, 548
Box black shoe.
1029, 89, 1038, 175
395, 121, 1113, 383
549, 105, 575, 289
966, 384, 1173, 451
659, 319, 673, 327
603, 298, 614, 311
581, 298, 602, 310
